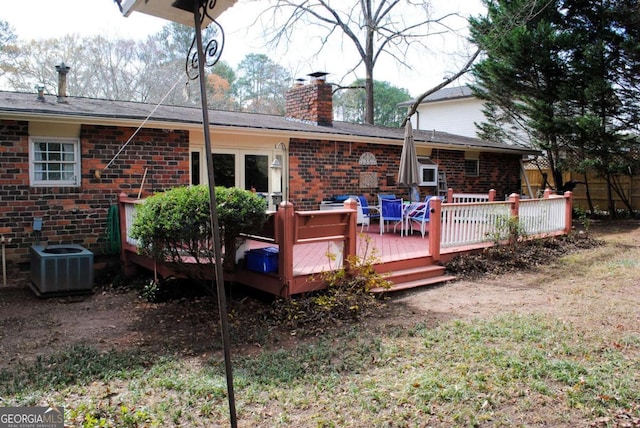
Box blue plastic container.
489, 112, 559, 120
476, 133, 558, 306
245, 247, 279, 273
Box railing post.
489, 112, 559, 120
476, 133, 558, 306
488, 189, 496, 201
447, 188, 453, 203
118, 192, 137, 277
508, 192, 520, 219
277, 201, 295, 297
508, 193, 520, 245
343, 199, 358, 270
543, 188, 553, 198
564, 191, 573, 234
429, 196, 442, 262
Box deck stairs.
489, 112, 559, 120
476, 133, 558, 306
370, 256, 456, 293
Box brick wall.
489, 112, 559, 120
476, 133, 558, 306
433, 149, 522, 198
285, 80, 333, 126
288, 139, 522, 210
0, 120, 189, 286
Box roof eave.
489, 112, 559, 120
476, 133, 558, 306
3, 107, 536, 156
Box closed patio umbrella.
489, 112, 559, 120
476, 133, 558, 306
398, 120, 420, 201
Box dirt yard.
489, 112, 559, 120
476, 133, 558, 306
1, 219, 638, 370
0, 221, 640, 428
0, 220, 638, 427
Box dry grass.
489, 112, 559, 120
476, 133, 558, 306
0, 220, 639, 427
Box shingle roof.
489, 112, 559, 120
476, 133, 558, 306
0, 90, 536, 155
397, 85, 474, 107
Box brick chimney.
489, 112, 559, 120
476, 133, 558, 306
285, 72, 333, 126
55, 62, 70, 103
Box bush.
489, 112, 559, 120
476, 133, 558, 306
130, 185, 267, 276
269, 235, 391, 334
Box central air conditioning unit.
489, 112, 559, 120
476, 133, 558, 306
30, 244, 94, 297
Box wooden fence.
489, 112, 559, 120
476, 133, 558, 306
523, 169, 639, 213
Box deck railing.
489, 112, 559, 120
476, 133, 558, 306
519, 193, 568, 235
440, 200, 512, 247
118, 193, 358, 296
447, 188, 496, 204
123, 200, 141, 248
429, 189, 573, 258
119, 191, 572, 296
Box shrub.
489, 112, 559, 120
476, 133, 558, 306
130, 185, 267, 278
269, 234, 391, 334
489, 214, 527, 247
215, 186, 269, 270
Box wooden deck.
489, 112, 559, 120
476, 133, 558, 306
243, 222, 480, 276
230, 219, 489, 297
119, 191, 571, 298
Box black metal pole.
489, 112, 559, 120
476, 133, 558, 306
192, 1, 237, 426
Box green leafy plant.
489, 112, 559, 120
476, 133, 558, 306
315, 233, 392, 309
574, 207, 591, 236
130, 185, 267, 279
141, 279, 159, 302
490, 214, 527, 247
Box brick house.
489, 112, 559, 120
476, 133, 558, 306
0, 72, 536, 286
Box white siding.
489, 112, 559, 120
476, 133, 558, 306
411, 98, 485, 138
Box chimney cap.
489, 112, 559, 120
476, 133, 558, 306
55, 62, 70, 73
308, 71, 329, 80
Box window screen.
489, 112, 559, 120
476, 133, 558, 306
464, 159, 479, 177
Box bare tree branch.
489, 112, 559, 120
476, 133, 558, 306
331, 83, 365, 94
259, 0, 463, 125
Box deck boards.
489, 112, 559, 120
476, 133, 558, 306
243, 223, 433, 276
120, 192, 571, 297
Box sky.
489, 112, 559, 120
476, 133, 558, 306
2, 0, 485, 97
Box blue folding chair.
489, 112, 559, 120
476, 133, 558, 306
407, 196, 442, 238
377, 193, 396, 203
380, 198, 404, 235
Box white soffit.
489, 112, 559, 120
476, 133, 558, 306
121, 0, 238, 28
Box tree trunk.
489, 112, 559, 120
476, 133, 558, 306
610, 174, 634, 214
365, 69, 374, 125
364, 2, 375, 125
605, 172, 616, 219
223, 236, 237, 272
583, 172, 595, 213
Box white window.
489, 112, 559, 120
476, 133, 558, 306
418, 158, 438, 186
30, 137, 81, 187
